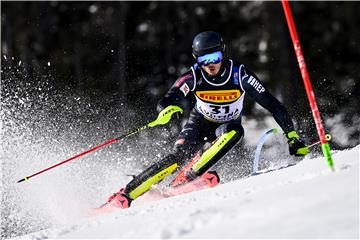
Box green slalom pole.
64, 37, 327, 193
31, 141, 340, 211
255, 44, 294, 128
322, 143, 334, 170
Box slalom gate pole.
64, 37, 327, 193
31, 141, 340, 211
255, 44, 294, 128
281, 0, 334, 171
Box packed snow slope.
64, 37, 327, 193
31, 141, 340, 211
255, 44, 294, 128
20, 146, 359, 239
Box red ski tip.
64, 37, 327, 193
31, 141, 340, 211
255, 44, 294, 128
202, 171, 220, 187
108, 194, 131, 209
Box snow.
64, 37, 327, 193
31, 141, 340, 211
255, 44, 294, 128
15, 146, 359, 239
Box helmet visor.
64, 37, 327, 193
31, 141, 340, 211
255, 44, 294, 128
197, 51, 223, 66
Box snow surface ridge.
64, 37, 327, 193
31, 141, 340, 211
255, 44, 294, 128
14, 146, 359, 239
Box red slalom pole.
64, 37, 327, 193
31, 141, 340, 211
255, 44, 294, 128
281, 0, 334, 170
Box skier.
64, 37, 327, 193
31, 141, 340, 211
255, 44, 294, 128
108, 31, 309, 208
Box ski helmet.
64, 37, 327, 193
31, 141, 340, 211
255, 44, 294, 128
192, 31, 226, 59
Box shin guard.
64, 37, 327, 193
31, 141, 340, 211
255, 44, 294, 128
192, 130, 242, 176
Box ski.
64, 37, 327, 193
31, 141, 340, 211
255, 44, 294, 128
86, 170, 220, 217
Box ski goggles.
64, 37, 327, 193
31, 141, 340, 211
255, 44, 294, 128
197, 51, 223, 66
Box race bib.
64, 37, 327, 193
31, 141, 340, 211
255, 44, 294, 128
195, 96, 244, 123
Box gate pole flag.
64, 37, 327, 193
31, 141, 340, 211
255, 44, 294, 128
281, 0, 334, 170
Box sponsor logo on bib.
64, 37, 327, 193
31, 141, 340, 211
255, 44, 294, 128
196, 90, 241, 103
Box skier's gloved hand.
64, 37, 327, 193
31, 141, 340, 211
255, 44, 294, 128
286, 131, 309, 156
148, 105, 183, 127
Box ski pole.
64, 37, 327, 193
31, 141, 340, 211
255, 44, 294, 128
308, 134, 332, 148
17, 106, 183, 183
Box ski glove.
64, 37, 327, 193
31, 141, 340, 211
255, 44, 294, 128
286, 131, 309, 156
148, 105, 183, 127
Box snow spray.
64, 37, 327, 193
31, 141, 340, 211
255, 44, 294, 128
0, 57, 172, 238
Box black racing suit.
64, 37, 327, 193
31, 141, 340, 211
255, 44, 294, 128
124, 59, 295, 200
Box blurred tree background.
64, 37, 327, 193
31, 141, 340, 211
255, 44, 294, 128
2, 1, 360, 149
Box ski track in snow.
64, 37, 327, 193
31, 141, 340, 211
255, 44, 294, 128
13, 146, 359, 239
